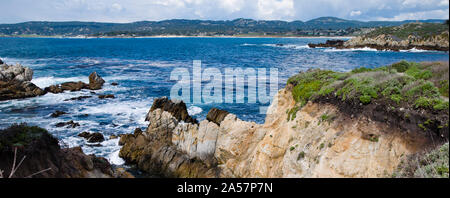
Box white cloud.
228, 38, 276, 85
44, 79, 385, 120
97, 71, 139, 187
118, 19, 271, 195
350, 10, 362, 16
0, 0, 448, 23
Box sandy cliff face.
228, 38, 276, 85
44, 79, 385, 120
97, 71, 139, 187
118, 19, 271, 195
120, 87, 434, 178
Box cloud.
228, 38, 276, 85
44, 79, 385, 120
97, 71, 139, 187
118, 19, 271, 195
350, 10, 362, 16
0, 0, 448, 23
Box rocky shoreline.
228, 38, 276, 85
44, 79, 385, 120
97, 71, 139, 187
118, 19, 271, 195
1, 59, 448, 178
308, 23, 449, 52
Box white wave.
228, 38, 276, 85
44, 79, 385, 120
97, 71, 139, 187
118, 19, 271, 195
399, 48, 438, 53
324, 47, 378, 52
31, 76, 88, 88
188, 106, 203, 116
74, 99, 153, 125
262, 44, 309, 49
241, 43, 257, 46
108, 150, 125, 165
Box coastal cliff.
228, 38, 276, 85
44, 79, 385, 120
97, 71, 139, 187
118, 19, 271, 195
309, 22, 449, 51
119, 61, 449, 178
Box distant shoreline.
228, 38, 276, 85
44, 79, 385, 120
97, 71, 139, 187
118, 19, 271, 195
0, 35, 355, 39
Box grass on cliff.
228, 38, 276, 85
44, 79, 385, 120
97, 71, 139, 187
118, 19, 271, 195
287, 61, 449, 112
393, 143, 449, 178
364, 22, 449, 40
0, 123, 49, 151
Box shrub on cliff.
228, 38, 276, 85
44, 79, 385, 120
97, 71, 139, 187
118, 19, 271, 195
287, 61, 449, 112
393, 143, 449, 178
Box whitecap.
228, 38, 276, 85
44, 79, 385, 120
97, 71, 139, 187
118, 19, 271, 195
324, 47, 378, 52
32, 76, 88, 88
188, 106, 203, 116
108, 150, 125, 165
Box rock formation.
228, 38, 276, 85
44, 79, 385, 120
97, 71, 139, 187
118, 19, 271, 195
89, 72, 105, 90
120, 85, 445, 177
309, 23, 449, 51
0, 124, 114, 178
78, 132, 105, 143
0, 62, 46, 101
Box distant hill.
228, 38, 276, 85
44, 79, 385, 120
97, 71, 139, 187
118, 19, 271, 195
0, 17, 446, 37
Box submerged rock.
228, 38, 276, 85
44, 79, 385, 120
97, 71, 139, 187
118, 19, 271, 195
0, 124, 114, 178
78, 132, 105, 143
88, 72, 105, 90
64, 96, 92, 101
50, 111, 67, 118
98, 94, 115, 99
55, 120, 80, 128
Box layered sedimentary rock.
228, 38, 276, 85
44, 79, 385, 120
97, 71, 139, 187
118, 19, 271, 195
0, 63, 45, 101
120, 85, 442, 177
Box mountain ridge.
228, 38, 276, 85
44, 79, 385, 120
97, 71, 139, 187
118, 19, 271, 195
0, 17, 446, 37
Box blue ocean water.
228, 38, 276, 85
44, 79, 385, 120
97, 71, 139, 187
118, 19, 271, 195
0, 37, 448, 165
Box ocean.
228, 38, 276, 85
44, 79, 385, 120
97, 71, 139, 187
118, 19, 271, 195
0, 37, 448, 165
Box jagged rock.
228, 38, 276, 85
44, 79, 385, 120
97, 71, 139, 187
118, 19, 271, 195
78, 132, 105, 143
0, 63, 33, 82
119, 100, 216, 178
0, 80, 46, 101
114, 168, 135, 178
55, 120, 80, 128
0, 59, 3, 64
98, 94, 115, 99
149, 97, 198, 124
308, 39, 345, 48
44, 85, 64, 94
88, 72, 105, 90
60, 81, 89, 92
111, 82, 119, 86
0, 124, 114, 178
0, 63, 45, 101
50, 111, 67, 118
206, 108, 229, 126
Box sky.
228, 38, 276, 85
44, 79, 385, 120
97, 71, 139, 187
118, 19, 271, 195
0, 0, 449, 23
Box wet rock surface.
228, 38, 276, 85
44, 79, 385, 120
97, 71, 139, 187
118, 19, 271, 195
55, 120, 80, 128
0, 62, 46, 101
88, 72, 105, 90
98, 94, 115, 99
50, 111, 67, 118
206, 108, 229, 126
78, 132, 105, 143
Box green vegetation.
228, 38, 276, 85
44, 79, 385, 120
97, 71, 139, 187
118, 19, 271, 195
287, 61, 449, 112
297, 151, 306, 160
0, 124, 50, 151
364, 23, 449, 40
394, 143, 449, 178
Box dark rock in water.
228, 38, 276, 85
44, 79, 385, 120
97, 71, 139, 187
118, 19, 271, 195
55, 120, 80, 128
0, 63, 46, 101
90, 91, 96, 94
0, 124, 114, 178
308, 39, 345, 48
207, 108, 230, 126
50, 111, 67, 118
78, 132, 105, 143
149, 97, 198, 124
276, 43, 284, 46
88, 72, 105, 90
60, 81, 88, 92
64, 96, 92, 101
44, 85, 64, 94
111, 82, 119, 86
109, 135, 118, 140
0, 80, 46, 101
98, 94, 115, 99
0, 63, 34, 82
0, 59, 3, 64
